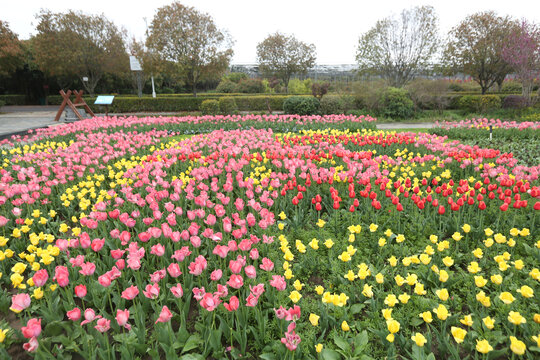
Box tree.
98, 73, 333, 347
146, 2, 233, 96
445, 11, 517, 94
502, 20, 540, 102
0, 20, 24, 76
356, 6, 439, 88
256, 32, 316, 93
32, 10, 128, 95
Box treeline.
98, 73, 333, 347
0, 2, 539, 106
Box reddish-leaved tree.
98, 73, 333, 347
502, 20, 540, 102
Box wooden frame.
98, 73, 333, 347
54, 90, 95, 121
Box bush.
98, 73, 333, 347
406, 79, 450, 113
458, 95, 502, 113
288, 79, 312, 95
218, 97, 238, 115
200, 99, 220, 115
320, 96, 344, 115
216, 80, 239, 93
352, 80, 387, 112
237, 78, 265, 93
0, 100, 5, 109
378, 87, 414, 119
501, 81, 522, 93
0, 95, 27, 105
283, 96, 320, 115
222, 72, 248, 83
502, 95, 528, 109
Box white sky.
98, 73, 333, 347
3, 0, 540, 64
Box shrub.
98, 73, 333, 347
288, 79, 312, 95
500, 80, 522, 93
0, 100, 5, 109
312, 82, 330, 100
458, 95, 502, 113
222, 72, 248, 83
0, 95, 27, 105
200, 99, 220, 115
237, 78, 265, 93
320, 96, 344, 115
283, 96, 320, 115
406, 79, 450, 113
502, 95, 528, 109
379, 87, 414, 119
352, 80, 387, 112
216, 80, 239, 93
218, 97, 238, 115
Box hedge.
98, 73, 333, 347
46, 95, 311, 113
0, 95, 27, 105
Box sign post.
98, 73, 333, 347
94, 96, 115, 117
130, 55, 143, 98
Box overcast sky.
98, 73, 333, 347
3, 0, 540, 64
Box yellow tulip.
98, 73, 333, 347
451, 327, 467, 343
509, 336, 526, 355
411, 333, 427, 347
499, 292, 515, 304
386, 319, 400, 334
516, 285, 534, 298
420, 311, 433, 323
309, 313, 320, 326
433, 304, 450, 320
341, 321, 350, 331
483, 316, 495, 330
315, 343, 323, 353
289, 291, 302, 303
475, 339, 492, 354
508, 311, 526, 326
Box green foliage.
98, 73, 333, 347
218, 96, 237, 115
378, 87, 414, 119
500, 80, 522, 93
320, 95, 345, 115
0, 94, 27, 105
222, 72, 248, 83
0, 99, 5, 108
215, 80, 238, 93
199, 99, 219, 115
458, 95, 502, 112
288, 78, 313, 95
237, 78, 265, 93
283, 96, 320, 115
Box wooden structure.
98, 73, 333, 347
54, 90, 95, 122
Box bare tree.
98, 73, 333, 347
444, 11, 517, 94
356, 6, 439, 88
256, 32, 316, 93
33, 10, 128, 95
146, 2, 233, 96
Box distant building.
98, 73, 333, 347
229, 64, 357, 81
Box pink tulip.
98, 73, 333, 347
170, 283, 183, 298
0, 215, 9, 227
79, 262, 96, 276
74, 284, 87, 298
67, 307, 81, 321
167, 263, 182, 278
98, 274, 112, 287
95, 318, 111, 333
32, 269, 48, 287
23, 337, 39, 352
155, 306, 173, 324
21, 318, 42, 339
81, 308, 101, 325
227, 274, 244, 289
244, 265, 257, 279
274, 306, 287, 319
143, 283, 160, 299
10, 293, 31, 313
269, 275, 287, 291
260, 258, 274, 271
245, 293, 258, 307
116, 309, 131, 330
223, 296, 239, 312
210, 269, 222, 281
121, 285, 139, 300
54, 265, 70, 287
91, 238, 105, 252
199, 293, 221, 311
150, 244, 165, 256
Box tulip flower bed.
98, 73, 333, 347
0, 115, 539, 359
431, 119, 540, 141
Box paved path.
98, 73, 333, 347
0, 105, 435, 139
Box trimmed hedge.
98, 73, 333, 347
283, 96, 320, 115
46, 95, 312, 113
0, 95, 27, 105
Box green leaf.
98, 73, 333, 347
410, 317, 424, 327
209, 329, 222, 352
179, 354, 205, 360
350, 304, 365, 315
333, 334, 351, 353
353, 331, 368, 355
259, 353, 276, 360
426, 354, 436, 360
321, 348, 342, 360
182, 333, 203, 354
